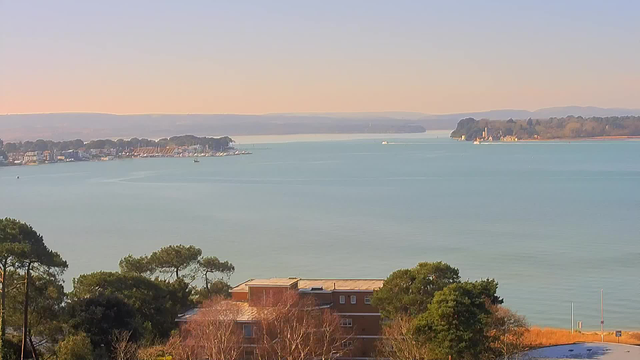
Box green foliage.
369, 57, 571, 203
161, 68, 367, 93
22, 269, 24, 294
1, 219, 238, 357
0, 337, 22, 360
193, 279, 232, 303
413, 282, 495, 360
119, 255, 155, 276
198, 256, 234, 299
66, 293, 140, 351
5, 272, 66, 353
0, 218, 66, 270
148, 245, 202, 280
373, 261, 460, 319
472, 278, 503, 305
198, 256, 235, 279
70, 271, 192, 340
56, 333, 93, 360
2, 135, 234, 154
0, 218, 67, 360
450, 115, 640, 141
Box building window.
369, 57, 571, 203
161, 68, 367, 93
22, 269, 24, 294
340, 318, 353, 327
339, 295, 346, 304
342, 340, 353, 349
244, 349, 255, 360
243, 324, 254, 337
350, 295, 357, 304
364, 296, 372, 305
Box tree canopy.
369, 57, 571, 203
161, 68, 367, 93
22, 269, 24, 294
56, 333, 93, 360
118, 255, 155, 276
66, 293, 140, 351
70, 271, 192, 340
1, 135, 234, 154
372, 261, 460, 319
147, 245, 202, 280
0, 218, 67, 360
413, 282, 495, 360
450, 115, 640, 141
0, 219, 237, 360
373, 261, 523, 359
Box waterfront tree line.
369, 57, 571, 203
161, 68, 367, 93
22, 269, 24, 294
0, 135, 234, 159
0, 218, 530, 360
451, 115, 640, 141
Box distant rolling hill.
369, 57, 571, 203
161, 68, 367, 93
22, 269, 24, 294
1, 106, 639, 141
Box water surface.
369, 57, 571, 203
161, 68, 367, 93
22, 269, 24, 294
1, 134, 639, 330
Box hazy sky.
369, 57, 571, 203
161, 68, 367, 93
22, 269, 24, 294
1, 1, 639, 115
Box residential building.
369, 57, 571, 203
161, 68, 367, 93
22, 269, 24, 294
23, 151, 44, 164
43, 150, 57, 162
178, 277, 384, 360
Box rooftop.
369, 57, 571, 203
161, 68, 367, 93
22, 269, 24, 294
231, 278, 300, 292
299, 279, 383, 291
177, 301, 260, 322
231, 278, 384, 292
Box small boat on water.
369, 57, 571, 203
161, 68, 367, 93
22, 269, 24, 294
473, 140, 481, 144
193, 158, 200, 163
381, 141, 388, 145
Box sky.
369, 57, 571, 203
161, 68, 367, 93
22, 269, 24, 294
1, 0, 639, 115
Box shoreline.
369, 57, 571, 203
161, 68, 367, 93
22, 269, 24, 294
1, 149, 252, 167
522, 135, 640, 142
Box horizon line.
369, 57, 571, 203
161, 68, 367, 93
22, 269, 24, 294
2, 105, 639, 117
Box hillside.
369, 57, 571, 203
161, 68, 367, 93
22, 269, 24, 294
2, 107, 640, 141
450, 116, 640, 141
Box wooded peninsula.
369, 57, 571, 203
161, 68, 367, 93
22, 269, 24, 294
450, 115, 640, 141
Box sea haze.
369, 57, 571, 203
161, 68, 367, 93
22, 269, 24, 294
0, 134, 639, 330
2, 106, 640, 141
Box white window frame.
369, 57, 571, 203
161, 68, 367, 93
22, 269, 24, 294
364, 296, 372, 305
340, 318, 353, 327
350, 295, 357, 304
243, 324, 254, 337
339, 295, 346, 304
342, 340, 353, 349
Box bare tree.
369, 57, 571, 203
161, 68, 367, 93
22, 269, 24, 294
111, 330, 138, 360
489, 306, 529, 360
255, 291, 350, 360
376, 316, 430, 360
171, 297, 245, 360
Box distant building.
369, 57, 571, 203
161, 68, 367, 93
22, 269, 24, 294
23, 151, 44, 164
61, 150, 84, 161
43, 150, 57, 162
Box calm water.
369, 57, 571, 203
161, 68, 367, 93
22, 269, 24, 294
1, 133, 639, 330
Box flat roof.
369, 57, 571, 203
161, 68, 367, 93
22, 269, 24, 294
299, 279, 384, 291
231, 278, 384, 292
231, 278, 300, 292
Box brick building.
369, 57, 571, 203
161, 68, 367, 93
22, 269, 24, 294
178, 277, 384, 359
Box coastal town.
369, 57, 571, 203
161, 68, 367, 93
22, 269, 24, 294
0, 135, 250, 166
0, 146, 251, 166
